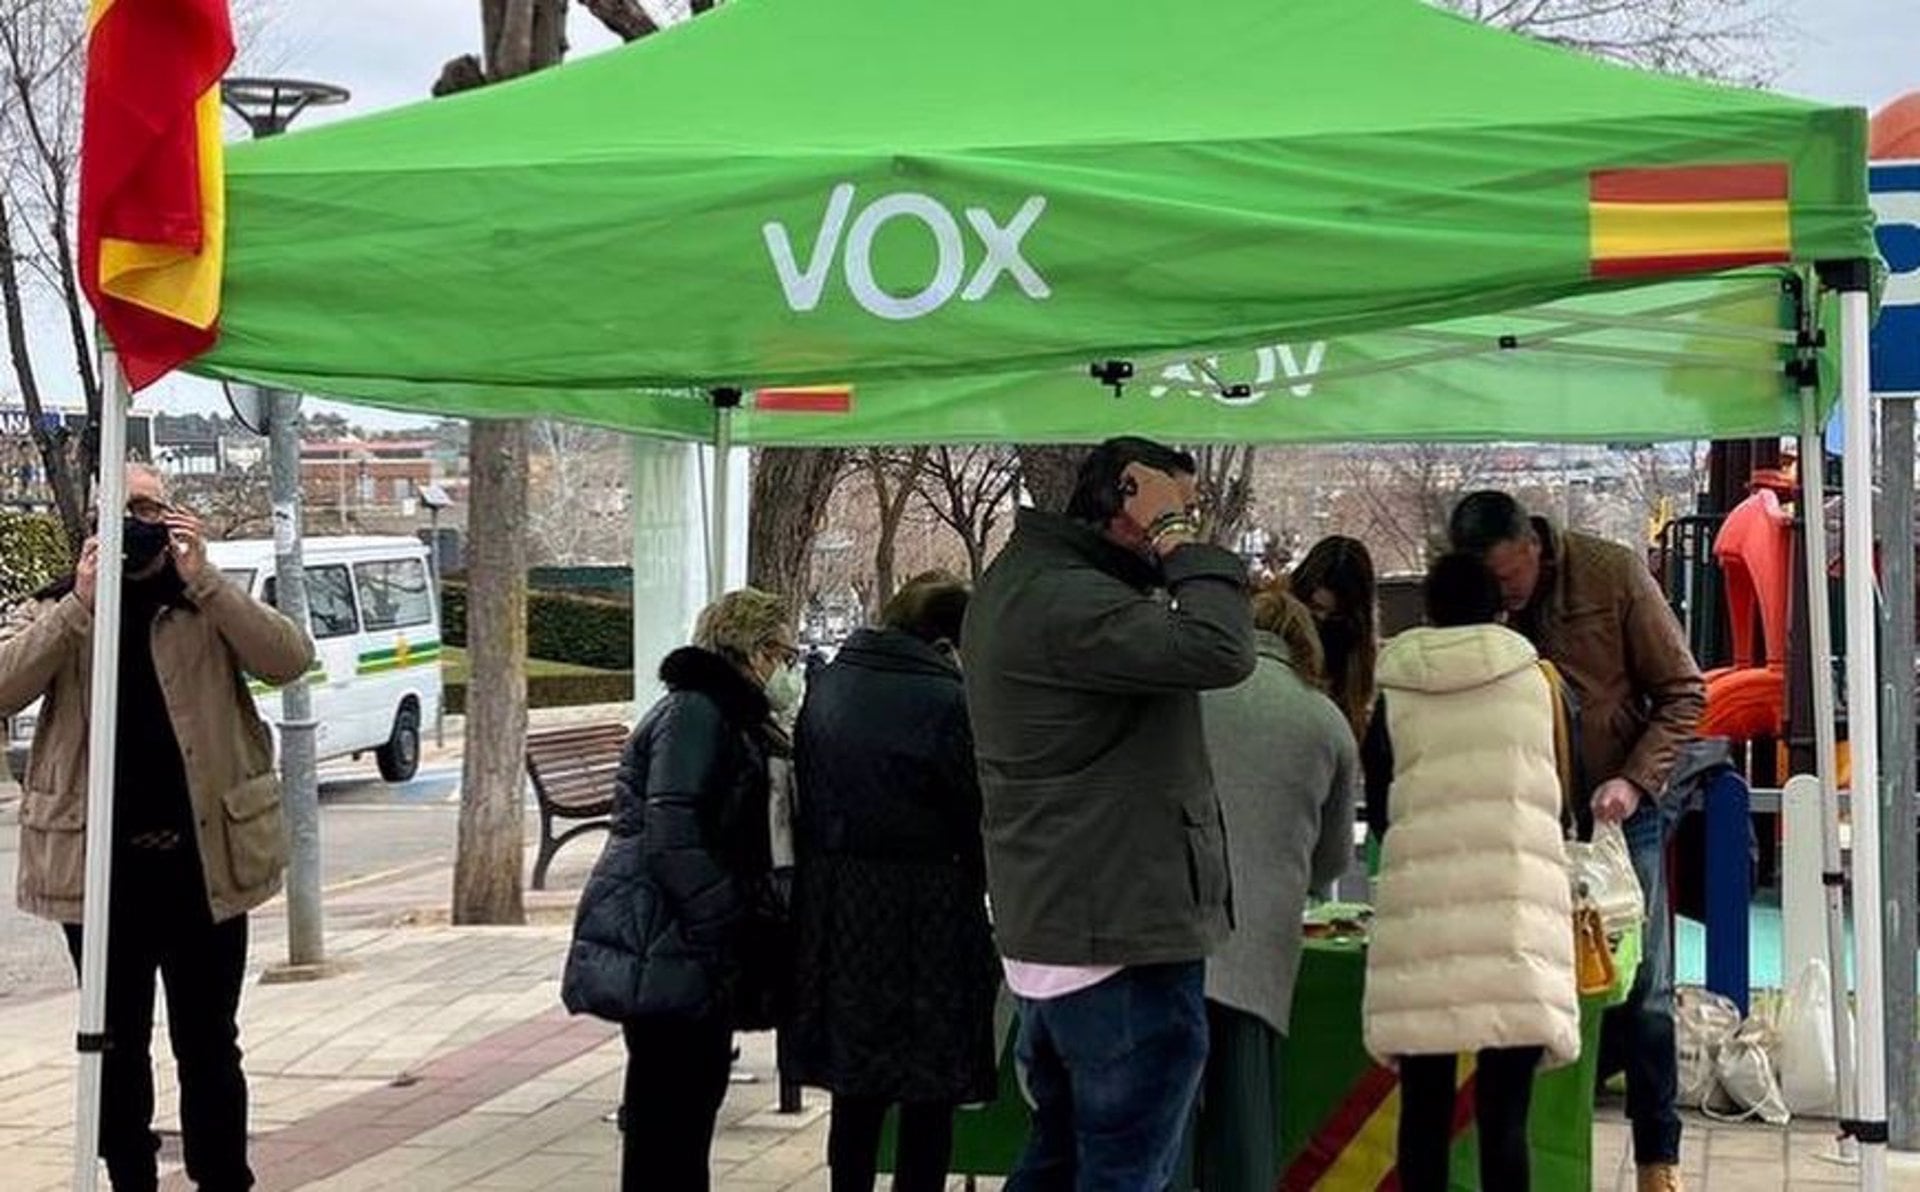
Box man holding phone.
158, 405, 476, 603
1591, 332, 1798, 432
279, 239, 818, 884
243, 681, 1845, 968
963, 438, 1256, 1190
0, 464, 312, 1191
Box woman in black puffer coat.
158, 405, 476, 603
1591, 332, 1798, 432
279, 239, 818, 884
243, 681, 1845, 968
562, 589, 799, 1192
788, 573, 1001, 1192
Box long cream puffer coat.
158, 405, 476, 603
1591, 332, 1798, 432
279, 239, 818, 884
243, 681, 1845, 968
1363, 623, 1580, 1070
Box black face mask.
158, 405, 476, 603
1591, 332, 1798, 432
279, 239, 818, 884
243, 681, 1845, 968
123, 517, 172, 575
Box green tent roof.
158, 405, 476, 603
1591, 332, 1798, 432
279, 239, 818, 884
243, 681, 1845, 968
201, 0, 1873, 442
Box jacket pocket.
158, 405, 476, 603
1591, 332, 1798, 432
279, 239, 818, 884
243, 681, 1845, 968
1182, 804, 1230, 912
18, 788, 85, 908
219, 773, 286, 892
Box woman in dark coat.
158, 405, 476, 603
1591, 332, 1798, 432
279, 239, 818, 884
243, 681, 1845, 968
562, 589, 800, 1192
789, 572, 1000, 1192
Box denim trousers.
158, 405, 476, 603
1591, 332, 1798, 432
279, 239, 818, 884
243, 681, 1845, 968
1604, 800, 1682, 1165
1008, 962, 1210, 1192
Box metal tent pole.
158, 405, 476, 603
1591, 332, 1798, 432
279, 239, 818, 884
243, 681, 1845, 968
71, 346, 130, 1192
708, 389, 742, 602
1874, 393, 1917, 1152
1801, 389, 1859, 1157
1837, 277, 1889, 1191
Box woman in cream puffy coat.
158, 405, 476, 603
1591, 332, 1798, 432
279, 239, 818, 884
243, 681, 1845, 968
1361, 554, 1579, 1192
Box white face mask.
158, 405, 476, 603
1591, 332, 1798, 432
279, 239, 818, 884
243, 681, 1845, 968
765, 662, 805, 716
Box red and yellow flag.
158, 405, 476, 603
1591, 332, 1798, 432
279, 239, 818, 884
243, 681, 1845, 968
754, 384, 855, 415
79, 0, 234, 391
1590, 163, 1792, 279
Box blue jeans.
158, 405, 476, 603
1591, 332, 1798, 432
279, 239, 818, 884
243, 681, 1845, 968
1009, 962, 1210, 1192
1605, 801, 1682, 1165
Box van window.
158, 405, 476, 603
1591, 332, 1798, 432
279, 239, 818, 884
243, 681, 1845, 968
356, 558, 433, 631
220, 569, 255, 595
264, 565, 360, 639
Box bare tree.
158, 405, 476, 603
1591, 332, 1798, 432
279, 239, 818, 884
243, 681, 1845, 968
1016, 445, 1085, 514
1340, 444, 1499, 573
856, 446, 929, 607
172, 467, 272, 540
746, 447, 846, 606
1190, 444, 1257, 548
917, 446, 1021, 581
527, 419, 631, 565
1441, 0, 1783, 84
435, 0, 569, 927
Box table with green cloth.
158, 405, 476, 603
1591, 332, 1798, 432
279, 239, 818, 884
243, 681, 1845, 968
879, 937, 1606, 1190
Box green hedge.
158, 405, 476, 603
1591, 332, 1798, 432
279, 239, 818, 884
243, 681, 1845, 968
445, 669, 634, 715
0, 512, 71, 604
442, 580, 632, 670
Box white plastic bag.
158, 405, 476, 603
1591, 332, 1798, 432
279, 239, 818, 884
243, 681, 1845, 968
1776, 959, 1848, 1116
1567, 822, 1644, 934
1675, 987, 1741, 1109
1707, 1011, 1791, 1125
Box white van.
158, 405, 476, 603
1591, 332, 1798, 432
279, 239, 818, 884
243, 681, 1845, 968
210, 536, 443, 782
4, 536, 442, 785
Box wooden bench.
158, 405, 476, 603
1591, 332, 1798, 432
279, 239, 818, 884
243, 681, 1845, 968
526, 722, 629, 890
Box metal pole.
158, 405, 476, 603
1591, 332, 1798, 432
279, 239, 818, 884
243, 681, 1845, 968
1839, 284, 1889, 1191
708, 393, 739, 602
430, 505, 444, 750
1876, 396, 1917, 1151
72, 345, 130, 1192
267, 385, 324, 972
1802, 391, 1858, 1152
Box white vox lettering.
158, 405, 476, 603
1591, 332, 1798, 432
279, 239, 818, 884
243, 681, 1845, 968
1274, 341, 1327, 397
762, 183, 856, 313
962, 197, 1050, 302
763, 185, 1050, 320
843, 192, 967, 322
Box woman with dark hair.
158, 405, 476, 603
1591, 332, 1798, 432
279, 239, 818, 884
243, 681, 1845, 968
1288, 535, 1379, 745
1362, 554, 1580, 1192
562, 588, 800, 1191
789, 572, 1000, 1192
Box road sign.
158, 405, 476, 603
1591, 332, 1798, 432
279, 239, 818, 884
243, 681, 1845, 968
1872, 161, 1920, 397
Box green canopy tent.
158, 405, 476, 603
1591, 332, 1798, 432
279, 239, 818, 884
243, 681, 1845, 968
192, 0, 1894, 1184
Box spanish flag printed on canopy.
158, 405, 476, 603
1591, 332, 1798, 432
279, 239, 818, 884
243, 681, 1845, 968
1590, 163, 1793, 278
79, 0, 234, 391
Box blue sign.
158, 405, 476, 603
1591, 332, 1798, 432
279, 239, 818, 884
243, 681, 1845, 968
1872, 162, 1920, 396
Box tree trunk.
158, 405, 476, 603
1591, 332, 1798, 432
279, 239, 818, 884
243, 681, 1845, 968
867, 446, 926, 609
1017, 445, 1086, 514
747, 447, 844, 608
453, 418, 530, 924
0, 189, 83, 549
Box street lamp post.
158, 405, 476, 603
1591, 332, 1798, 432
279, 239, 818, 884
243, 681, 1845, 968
220, 77, 349, 979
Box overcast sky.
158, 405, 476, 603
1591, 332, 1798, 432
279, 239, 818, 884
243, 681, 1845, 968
21, 0, 1920, 429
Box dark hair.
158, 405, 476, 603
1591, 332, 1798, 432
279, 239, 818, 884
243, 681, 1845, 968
881, 571, 970, 646
1064, 437, 1198, 523
1287, 535, 1377, 743
1425, 552, 1504, 627
1449, 490, 1534, 557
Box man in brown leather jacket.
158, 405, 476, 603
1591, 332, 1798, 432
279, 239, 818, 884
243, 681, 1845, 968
1452, 490, 1705, 1192
0, 466, 312, 1192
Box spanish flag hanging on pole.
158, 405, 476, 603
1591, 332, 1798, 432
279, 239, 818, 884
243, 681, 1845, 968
79, 0, 234, 391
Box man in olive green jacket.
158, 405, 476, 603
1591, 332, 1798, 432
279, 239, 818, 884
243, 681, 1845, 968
963, 438, 1255, 1191
0, 466, 312, 1191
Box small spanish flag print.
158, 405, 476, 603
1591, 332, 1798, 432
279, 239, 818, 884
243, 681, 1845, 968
1589, 163, 1792, 279
754, 385, 854, 415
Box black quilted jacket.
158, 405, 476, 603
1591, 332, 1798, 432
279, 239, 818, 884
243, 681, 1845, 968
562, 647, 785, 1026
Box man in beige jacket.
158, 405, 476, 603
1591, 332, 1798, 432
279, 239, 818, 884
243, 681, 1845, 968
0, 466, 312, 1192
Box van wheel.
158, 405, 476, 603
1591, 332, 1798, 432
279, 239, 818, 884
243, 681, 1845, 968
377, 702, 421, 783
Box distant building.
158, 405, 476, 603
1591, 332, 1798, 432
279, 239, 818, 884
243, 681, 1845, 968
0, 406, 154, 510
300, 438, 459, 520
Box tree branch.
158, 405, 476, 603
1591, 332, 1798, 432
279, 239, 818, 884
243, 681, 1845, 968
579, 0, 661, 41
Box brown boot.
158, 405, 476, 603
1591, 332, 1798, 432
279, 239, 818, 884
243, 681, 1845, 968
1636, 1163, 1684, 1192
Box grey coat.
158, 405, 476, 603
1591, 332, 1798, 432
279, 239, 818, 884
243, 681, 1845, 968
1202, 631, 1358, 1036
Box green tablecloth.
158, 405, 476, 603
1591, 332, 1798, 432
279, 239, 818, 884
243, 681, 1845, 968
881, 939, 1603, 1190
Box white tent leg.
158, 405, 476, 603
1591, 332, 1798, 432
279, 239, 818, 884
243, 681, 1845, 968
709, 397, 737, 603
1839, 284, 1889, 1191
72, 346, 130, 1192
1801, 391, 1859, 1148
